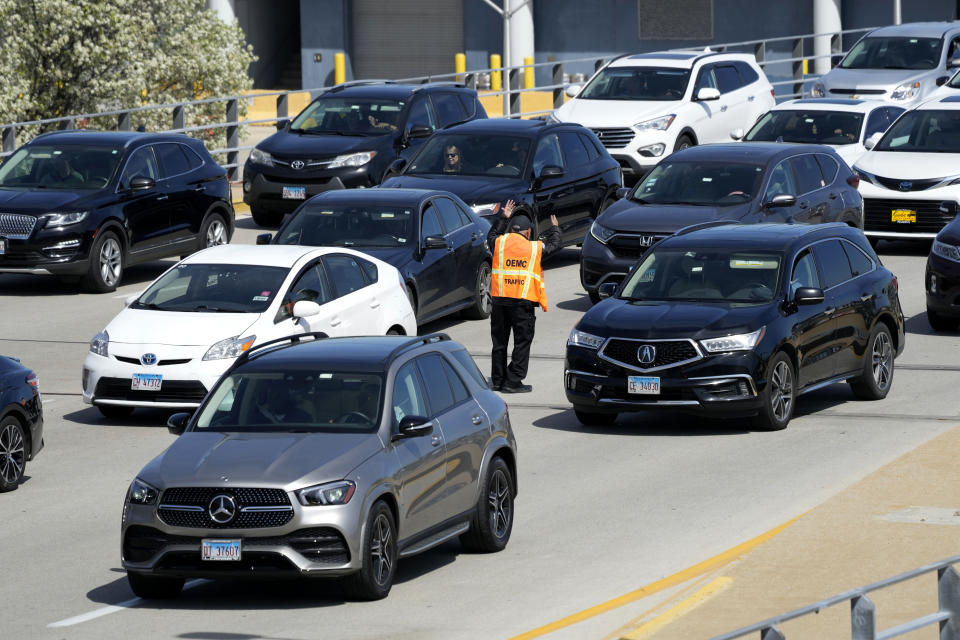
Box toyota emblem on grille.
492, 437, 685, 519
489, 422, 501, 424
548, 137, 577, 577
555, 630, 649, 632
140, 353, 157, 366
290, 160, 305, 170
899, 181, 912, 191
638, 345, 657, 365
208, 494, 237, 524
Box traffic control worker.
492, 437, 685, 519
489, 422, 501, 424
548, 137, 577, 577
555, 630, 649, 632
486, 199, 561, 393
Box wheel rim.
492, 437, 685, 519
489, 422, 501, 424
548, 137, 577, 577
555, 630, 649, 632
99, 237, 122, 287
770, 360, 793, 422
205, 219, 226, 247
478, 265, 492, 315
487, 469, 512, 538
872, 331, 893, 390
370, 512, 393, 587
677, 139, 691, 151
0, 422, 25, 485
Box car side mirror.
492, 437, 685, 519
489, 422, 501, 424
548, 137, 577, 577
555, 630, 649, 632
764, 194, 797, 209
124, 293, 141, 307
393, 415, 433, 440
565, 84, 582, 98
256, 233, 272, 245
129, 176, 156, 191
730, 128, 744, 141
949, 58, 960, 69
616, 187, 631, 199
539, 165, 564, 179
276, 118, 290, 131
167, 412, 191, 435
423, 234, 448, 249
696, 87, 721, 101
863, 132, 883, 150
598, 282, 618, 299
940, 200, 959, 216
937, 75, 951, 86
292, 300, 321, 318
794, 287, 825, 305
407, 124, 433, 140
387, 158, 407, 176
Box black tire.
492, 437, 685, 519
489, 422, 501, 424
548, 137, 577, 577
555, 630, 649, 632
83, 230, 124, 293
462, 262, 492, 320
673, 134, 694, 153
460, 456, 514, 553
342, 500, 397, 600
0, 416, 26, 492
386, 327, 404, 336
251, 208, 283, 228
927, 308, 958, 332
574, 408, 617, 426
588, 290, 601, 305
126, 572, 184, 599
752, 351, 795, 431
199, 213, 229, 250
849, 323, 895, 400
98, 404, 135, 420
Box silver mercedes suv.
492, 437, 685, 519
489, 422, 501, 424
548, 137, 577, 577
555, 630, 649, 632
121, 333, 517, 600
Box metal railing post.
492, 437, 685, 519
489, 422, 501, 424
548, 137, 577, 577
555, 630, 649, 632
276, 93, 288, 124
117, 111, 130, 131
464, 73, 475, 89
553, 63, 564, 109
754, 41, 766, 66
760, 626, 785, 640
172, 104, 185, 131
58, 118, 74, 130
595, 58, 605, 74
792, 37, 804, 98
509, 67, 521, 116
226, 98, 239, 181
939, 566, 960, 639
831, 32, 842, 69
850, 594, 876, 640
2, 125, 16, 153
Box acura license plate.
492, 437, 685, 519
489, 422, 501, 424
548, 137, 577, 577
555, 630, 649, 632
202, 539, 241, 561
131, 373, 162, 391
628, 376, 660, 395
891, 209, 916, 223
282, 186, 306, 200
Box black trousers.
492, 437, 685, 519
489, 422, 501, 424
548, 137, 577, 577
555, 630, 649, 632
490, 301, 536, 388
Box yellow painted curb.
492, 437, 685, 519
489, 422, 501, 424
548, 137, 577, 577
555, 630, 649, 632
508, 515, 803, 640
619, 577, 733, 640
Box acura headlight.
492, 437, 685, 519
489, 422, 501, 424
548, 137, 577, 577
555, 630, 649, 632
249, 147, 274, 166
891, 81, 920, 101
327, 151, 377, 168
43, 211, 88, 227
89, 330, 109, 357
933, 239, 960, 263
568, 328, 605, 349
470, 202, 502, 217
127, 478, 158, 505
700, 327, 765, 353
590, 220, 615, 244
634, 115, 675, 132
296, 480, 356, 506
202, 335, 256, 361
811, 81, 825, 98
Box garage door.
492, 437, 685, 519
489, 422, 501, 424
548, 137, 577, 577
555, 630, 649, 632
351, 0, 464, 80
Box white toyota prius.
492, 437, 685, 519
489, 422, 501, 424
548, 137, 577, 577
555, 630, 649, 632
82, 244, 416, 418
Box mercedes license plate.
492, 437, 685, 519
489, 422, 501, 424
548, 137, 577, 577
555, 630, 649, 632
202, 539, 241, 561
891, 209, 916, 223
628, 376, 660, 395
0, 238, 5, 255
131, 373, 162, 391
282, 186, 306, 200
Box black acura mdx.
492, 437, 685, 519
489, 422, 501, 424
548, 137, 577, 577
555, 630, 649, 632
0, 131, 233, 292
566, 222, 904, 431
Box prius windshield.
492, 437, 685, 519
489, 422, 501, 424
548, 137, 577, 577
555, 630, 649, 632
620, 248, 782, 304
277, 204, 415, 247
132, 263, 288, 313
579, 67, 690, 100
875, 109, 960, 152
746, 110, 864, 145
840, 36, 941, 70
195, 371, 383, 432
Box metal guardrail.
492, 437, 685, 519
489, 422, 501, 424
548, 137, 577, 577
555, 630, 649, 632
712, 554, 960, 639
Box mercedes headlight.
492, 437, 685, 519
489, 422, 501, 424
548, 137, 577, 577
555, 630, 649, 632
634, 115, 675, 132
700, 327, 765, 353
590, 220, 616, 244
328, 151, 377, 168
127, 478, 158, 505
249, 147, 274, 166
811, 81, 825, 98
568, 329, 605, 349
933, 239, 960, 263
43, 211, 88, 227
296, 480, 356, 506
202, 335, 256, 361
89, 330, 109, 357
470, 202, 502, 217
891, 81, 920, 101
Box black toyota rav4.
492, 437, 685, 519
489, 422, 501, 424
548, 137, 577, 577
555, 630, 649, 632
243, 82, 487, 227
566, 222, 904, 431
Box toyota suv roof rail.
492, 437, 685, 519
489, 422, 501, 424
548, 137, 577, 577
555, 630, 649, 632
233, 333, 329, 366
326, 79, 397, 92
387, 332, 451, 361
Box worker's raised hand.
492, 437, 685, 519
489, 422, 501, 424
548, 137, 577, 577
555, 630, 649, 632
503, 199, 516, 219
550, 214, 559, 227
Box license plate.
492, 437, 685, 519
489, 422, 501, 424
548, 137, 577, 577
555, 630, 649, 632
282, 186, 306, 200
628, 376, 661, 395
201, 539, 241, 561
0, 238, 5, 255
891, 209, 916, 223
131, 373, 162, 391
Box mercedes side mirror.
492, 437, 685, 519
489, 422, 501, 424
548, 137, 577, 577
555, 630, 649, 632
863, 132, 883, 150
794, 287, 825, 305
696, 87, 721, 101
598, 282, 618, 299
565, 84, 582, 97
256, 233, 272, 245
394, 415, 433, 440
129, 176, 156, 191
423, 234, 448, 250
292, 300, 321, 319
764, 194, 797, 209
167, 412, 191, 435
730, 128, 744, 141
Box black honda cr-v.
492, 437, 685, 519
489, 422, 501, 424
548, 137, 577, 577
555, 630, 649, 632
566, 222, 904, 431
243, 82, 487, 227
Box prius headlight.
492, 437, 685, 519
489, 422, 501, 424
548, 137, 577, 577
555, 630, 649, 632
700, 328, 765, 353
202, 335, 256, 361
89, 330, 109, 357
327, 151, 377, 168
297, 480, 356, 506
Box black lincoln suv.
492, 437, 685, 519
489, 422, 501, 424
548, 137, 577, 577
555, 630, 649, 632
566, 222, 904, 431
0, 131, 234, 292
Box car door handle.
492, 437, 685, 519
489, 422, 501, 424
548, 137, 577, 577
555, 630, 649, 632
156, 194, 169, 201
370, 299, 381, 309
430, 435, 443, 447
471, 414, 483, 425
193, 186, 205, 192
828, 192, 838, 199
748, 95, 755, 101
330, 317, 341, 327
720, 105, 728, 112
860, 293, 873, 302
824, 307, 836, 315
798, 201, 808, 209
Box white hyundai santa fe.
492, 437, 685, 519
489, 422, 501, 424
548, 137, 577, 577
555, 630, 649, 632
82, 244, 416, 418
549, 51, 775, 180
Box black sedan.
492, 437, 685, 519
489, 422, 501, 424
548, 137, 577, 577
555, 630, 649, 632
580, 143, 863, 302
261, 188, 492, 325
0, 131, 234, 292
1, 356, 43, 492
926, 201, 960, 330
566, 222, 904, 431
380, 118, 621, 248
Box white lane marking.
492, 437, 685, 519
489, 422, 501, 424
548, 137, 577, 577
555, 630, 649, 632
47, 579, 204, 628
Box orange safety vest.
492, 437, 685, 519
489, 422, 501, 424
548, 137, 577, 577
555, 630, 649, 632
491, 232, 547, 312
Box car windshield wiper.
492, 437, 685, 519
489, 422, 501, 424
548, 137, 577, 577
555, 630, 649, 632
190, 304, 236, 313
631, 197, 650, 204
133, 302, 163, 310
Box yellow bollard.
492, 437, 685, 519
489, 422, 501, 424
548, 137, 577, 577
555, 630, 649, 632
455, 53, 466, 82
802, 59, 809, 75
334, 52, 346, 85
490, 54, 502, 92
524, 56, 534, 89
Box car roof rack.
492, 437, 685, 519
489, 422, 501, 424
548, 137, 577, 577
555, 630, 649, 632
232, 332, 329, 367
673, 219, 740, 237
326, 79, 397, 93
386, 332, 451, 361
412, 81, 466, 91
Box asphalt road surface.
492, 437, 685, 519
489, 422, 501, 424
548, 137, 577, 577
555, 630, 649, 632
1, 217, 957, 640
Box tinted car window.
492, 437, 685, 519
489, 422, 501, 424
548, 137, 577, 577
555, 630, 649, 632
357, 256, 378, 283
416, 354, 455, 414
453, 200, 473, 227
864, 107, 891, 139
734, 61, 760, 85
745, 110, 864, 145
290, 96, 404, 135
121, 146, 159, 188
790, 154, 825, 194
392, 361, 428, 425
136, 263, 288, 312
764, 160, 798, 199
451, 348, 488, 388
559, 131, 591, 168
578, 66, 691, 101
323, 254, 368, 297
842, 240, 873, 276
406, 134, 530, 178
578, 133, 601, 160
0, 144, 123, 190
276, 204, 415, 248
812, 240, 854, 289
440, 357, 469, 405
155, 143, 192, 178
815, 154, 839, 184
433, 197, 465, 233
183, 144, 204, 169
278, 262, 332, 321
694, 66, 718, 92
407, 96, 436, 129
636, 160, 764, 205
714, 65, 741, 93
533, 133, 564, 173
790, 251, 820, 294
421, 204, 443, 238
432, 93, 467, 126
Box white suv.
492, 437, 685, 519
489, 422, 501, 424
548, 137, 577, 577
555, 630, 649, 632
549, 51, 774, 179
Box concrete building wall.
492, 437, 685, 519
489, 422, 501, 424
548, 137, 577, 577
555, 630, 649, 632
299, 0, 352, 90
235, 0, 300, 88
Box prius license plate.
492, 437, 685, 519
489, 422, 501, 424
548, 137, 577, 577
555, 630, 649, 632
202, 539, 241, 561
282, 186, 306, 200
131, 373, 162, 391
628, 376, 660, 395
0, 238, 5, 255
891, 209, 916, 223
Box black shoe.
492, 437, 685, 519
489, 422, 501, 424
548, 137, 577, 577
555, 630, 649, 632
500, 384, 532, 393
491, 383, 503, 391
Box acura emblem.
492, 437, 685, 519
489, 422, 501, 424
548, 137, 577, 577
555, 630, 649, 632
638, 345, 657, 365
898, 181, 912, 191
208, 494, 237, 524
290, 160, 305, 170
140, 352, 157, 366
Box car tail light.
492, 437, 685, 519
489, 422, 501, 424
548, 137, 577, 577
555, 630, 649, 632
26, 372, 38, 389
891, 275, 898, 294
398, 272, 409, 297
847, 174, 860, 188
770, 89, 776, 98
